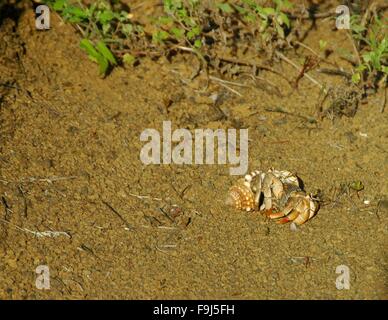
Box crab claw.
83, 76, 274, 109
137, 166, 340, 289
276, 217, 291, 224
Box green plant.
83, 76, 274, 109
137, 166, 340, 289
319, 39, 327, 51
152, 0, 203, 49
46, 0, 295, 78
79, 39, 117, 75
220, 0, 292, 41
350, 13, 388, 86
46, 0, 140, 76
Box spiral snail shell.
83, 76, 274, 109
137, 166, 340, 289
225, 178, 255, 212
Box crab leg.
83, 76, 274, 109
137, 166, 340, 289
269, 193, 309, 224
293, 198, 312, 225
254, 174, 262, 210
262, 173, 284, 210
276, 209, 300, 224
267, 200, 294, 220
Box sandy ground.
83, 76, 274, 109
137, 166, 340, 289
0, 2, 387, 299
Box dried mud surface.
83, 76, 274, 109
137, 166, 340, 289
0, 3, 387, 299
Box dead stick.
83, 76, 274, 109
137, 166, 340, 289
102, 200, 134, 230
275, 51, 327, 93
18, 185, 28, 218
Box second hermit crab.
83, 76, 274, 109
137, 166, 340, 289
226, 168, 319, 226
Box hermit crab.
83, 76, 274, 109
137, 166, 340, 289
226, 168, 318, 225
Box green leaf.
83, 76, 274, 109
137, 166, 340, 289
244, 12, 257, 23
362, 52, 372, 64
177, 8, 188, 20
278, 12, 290, 28
187, 25, 201, 40
80, 39, 100, 61
262, 7, 275, 16
351, 72, 361, 84
96, 54, 109, 76
98, 10, 116, 25
118, 10, 130, 22
102, 23, 111, 35
158, 16, 174, 25
351, 23, 366, 34
85, 4, 96, 18
80, 39, 108, 75
96, 41, 117, 65
349, 180, 364, 191
52, 0, 66, 11
164, 0, 182, 14
123, 53, 136, 66
63, 6, 89, 23
183, 16, 196, 27
379, 38, 388, 52
217, 3, 233, 13
152, 30, 169, 43
135, 25, 144, 34
355, 64, 367, 72
319, 39, 327, 51
122, 24, 133, 35
194, 39, 202, 48
233, 4, 247, 14
171, 27, 185, 39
